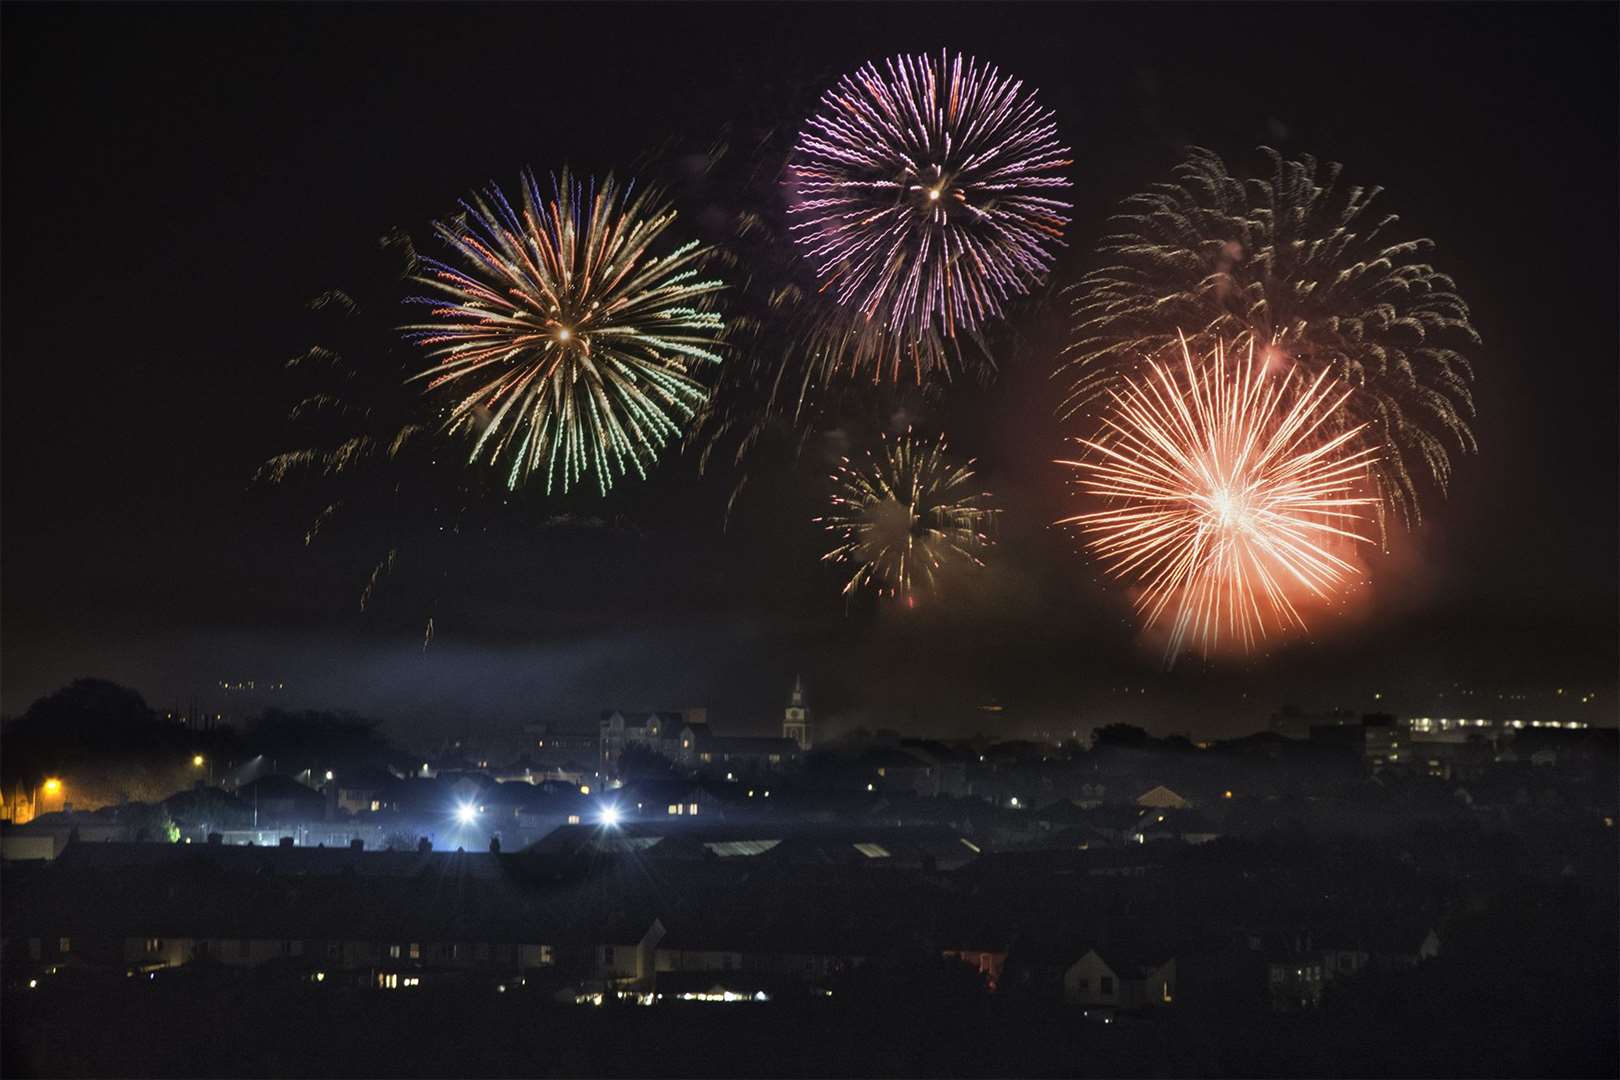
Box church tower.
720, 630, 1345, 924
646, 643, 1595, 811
783, 675, 812, 750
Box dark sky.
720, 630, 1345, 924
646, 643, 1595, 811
3, 3, 1616, 744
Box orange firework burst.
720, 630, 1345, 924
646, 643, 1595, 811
1059, 337, 1380, 660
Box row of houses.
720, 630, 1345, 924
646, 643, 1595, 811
3, 825, 1446, 1015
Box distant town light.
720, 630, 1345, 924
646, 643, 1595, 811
455, 803, 478, 825
579, 784, 591, 796
192, 754, 205, 768
42, 778, 62, 796
324, 770, 333, 781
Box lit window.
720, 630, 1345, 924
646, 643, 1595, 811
58, 938, 71, 953
668, 804, 681, 815
146, 938, 162, 953
409, 943, 420, 960
389, 945, 401, 959
688, 803, 698, 815
567, 814, 581, 825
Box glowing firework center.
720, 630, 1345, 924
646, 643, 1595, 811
1060, 338, 1380, 660
789, 51, 1073, 343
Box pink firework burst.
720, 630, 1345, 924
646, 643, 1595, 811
788, 51, 1072, 367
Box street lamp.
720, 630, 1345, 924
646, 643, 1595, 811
36, 777, 63, 818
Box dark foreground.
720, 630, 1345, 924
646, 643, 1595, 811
5, 945, 1614, 1079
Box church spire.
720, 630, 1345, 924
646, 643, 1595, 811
784, 676, 811, 750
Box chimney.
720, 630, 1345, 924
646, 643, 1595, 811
488, 836, 501, 853
278, 836, 294, 848
349, 837, 364, 851
207, 832, 222, 845
417, 837, 432, 853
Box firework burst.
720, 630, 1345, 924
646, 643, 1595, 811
1059, 337, 1380, 660
1061, 146, 1477, 526
405, 169, 728, 495
788, 51, 1071, 379
818, 431, 999, 602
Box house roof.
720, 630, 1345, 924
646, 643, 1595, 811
237, 776, 322, 802
1033, 799, 1095, 826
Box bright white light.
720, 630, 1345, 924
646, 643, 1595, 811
455, 803, 477, 825
599, 805, 621, 827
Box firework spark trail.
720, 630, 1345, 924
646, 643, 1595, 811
818, 431, 999, 603
1059, 146, 1476, 527
1059, 337, 1380, 660
789, 51, 1071, 380
404, 169, 728, 495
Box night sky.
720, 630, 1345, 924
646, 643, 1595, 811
3, 4, 1615, 742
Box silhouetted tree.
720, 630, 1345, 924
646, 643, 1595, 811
243, 709, 393, 776
616, 744, 678, 780
1092, 723, 1152, 749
